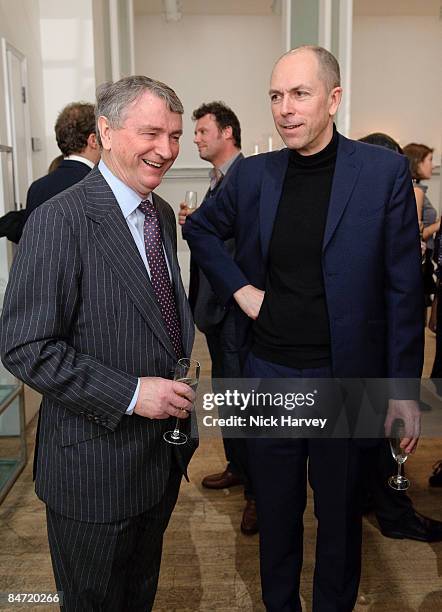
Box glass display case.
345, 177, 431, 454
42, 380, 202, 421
0, 363, 26, 504
0, 144, 16, 309
0, 143, 26, 502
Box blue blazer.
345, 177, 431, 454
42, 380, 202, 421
183, 134, 424, 378
25, 159, 91, 221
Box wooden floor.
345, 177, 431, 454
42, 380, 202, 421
0, 331, 441, 611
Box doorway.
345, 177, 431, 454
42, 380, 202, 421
1, 39, 33, 210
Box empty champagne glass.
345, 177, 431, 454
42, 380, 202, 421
185, 191, 198, 210
163, 358, 200, 445
388, 419, 410, 490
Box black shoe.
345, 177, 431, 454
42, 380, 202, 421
240, 499, 259, 536
429, 460, 442, 487
379, 511, 442, 542
361, 494, 374, 516
419, 400, 432, 412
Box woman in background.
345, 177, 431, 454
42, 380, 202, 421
404, 143, 442, 487
403, 143, 437, 310
356, 134, 442, 539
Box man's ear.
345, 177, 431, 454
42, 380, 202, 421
87, 132, 98, 149
329, 87, 343, 117
222, 125, 233, 141
97, 116, 112, 150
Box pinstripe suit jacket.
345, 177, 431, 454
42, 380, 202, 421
0, 168, 195, 523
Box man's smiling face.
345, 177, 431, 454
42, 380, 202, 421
98, 90, 182, 196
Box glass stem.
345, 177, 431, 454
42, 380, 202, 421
397, 460, 402, 480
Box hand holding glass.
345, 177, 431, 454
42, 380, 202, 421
185, 191, 198, 210
163, 358, 200, 445
388, 419, 410, 490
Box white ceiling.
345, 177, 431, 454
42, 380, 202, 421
133, 0, 441, 18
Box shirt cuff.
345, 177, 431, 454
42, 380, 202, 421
126, 379, 140, 415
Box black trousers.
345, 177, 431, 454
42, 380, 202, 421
46, 468, 181, 612
365, 439, 414, 523
245, 352, 362, 612
205, 311, 254, 499
431, 282, 442, 390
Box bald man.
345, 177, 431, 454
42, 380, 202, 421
184, 46, 423, 611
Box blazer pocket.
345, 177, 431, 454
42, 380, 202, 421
348, 204, 386, 226
350, 214, 384, 229
58, 416, 111, 447
368, 319, 386, 327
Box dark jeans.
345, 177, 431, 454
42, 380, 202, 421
244, 352, 362, 612
205, 311, 254, 499
431, 283, 442, 393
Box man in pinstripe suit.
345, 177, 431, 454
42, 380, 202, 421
0, 76, 196, 611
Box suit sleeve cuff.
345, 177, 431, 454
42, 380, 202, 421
126, 378, 140, 415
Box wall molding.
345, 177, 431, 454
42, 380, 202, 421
163, 167, 210, 181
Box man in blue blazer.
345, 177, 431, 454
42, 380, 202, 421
184, 46, 423, 611
25, 101, 100, 222
0, 102, 99, 243
180, 102, 257, 535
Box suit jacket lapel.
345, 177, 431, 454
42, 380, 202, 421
259, 149, 290, 262
84, 169, 178, 360
323, 135, 361, 252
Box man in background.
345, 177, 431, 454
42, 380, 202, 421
179, 101, 257, 535
0, 102, 99, 243
25, 101, 100, 220
358, 132, 442, 543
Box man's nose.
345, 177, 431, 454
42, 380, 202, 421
156, 135, 173, 160
280, 95, 294, 117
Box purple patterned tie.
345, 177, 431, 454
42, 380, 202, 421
139, 200, 183, 359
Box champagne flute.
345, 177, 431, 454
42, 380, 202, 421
185, 191, 198, 210
388, 419, 410, 490
163, 358, 200, 445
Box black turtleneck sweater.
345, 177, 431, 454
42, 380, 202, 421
252, 128, 338, 369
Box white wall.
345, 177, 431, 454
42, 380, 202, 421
38, 0, 96, 168
351, 15, 442, 209
134, 14, 284, 168
134, 13, 284, 286
351, 16, 441, 156
0, 0, 46, 180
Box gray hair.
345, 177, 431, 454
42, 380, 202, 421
278, 45, 341, 92
95, 75, 184, 146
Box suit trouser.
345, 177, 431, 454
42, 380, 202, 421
364, 439, 414, 523
431, 282, 442, 393
205, 311, 254, 499
46, 467, 182, 612
244, 352, 362, 612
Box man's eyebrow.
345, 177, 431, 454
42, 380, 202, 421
136, 125, 183, 135
136, 124, 160, 132
268, 85, 312, 95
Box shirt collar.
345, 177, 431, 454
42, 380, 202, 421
98, 160, 152, 218
208, 151, 241, 184
219, 151, 241, 176
64, 154, 95, 170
